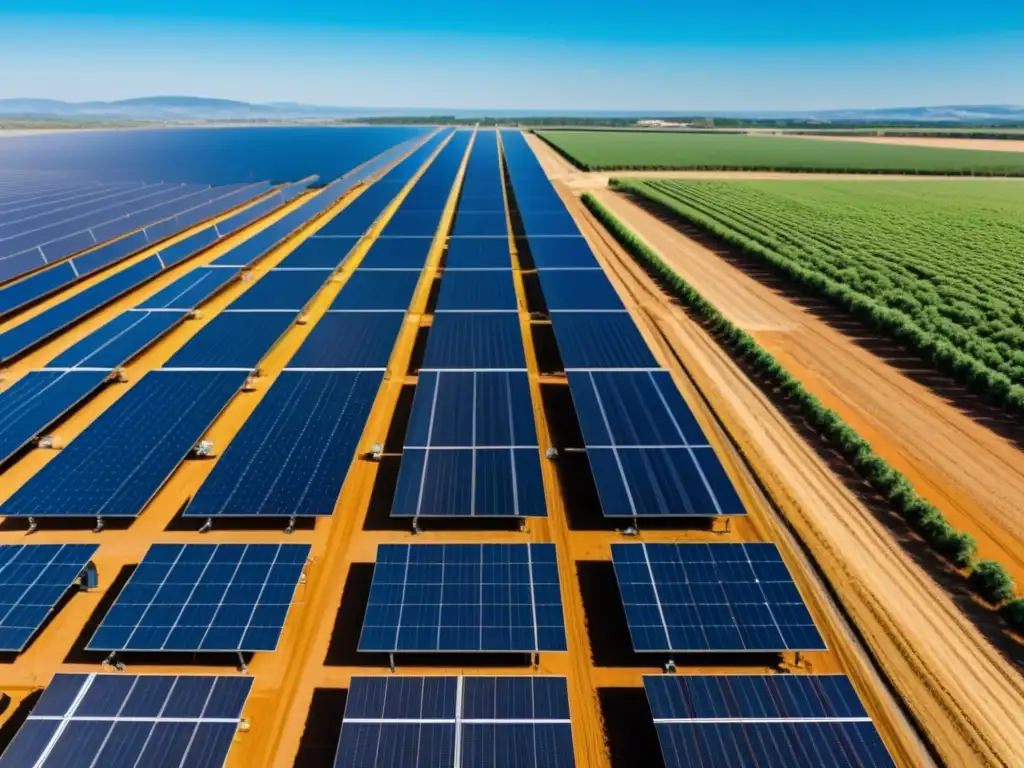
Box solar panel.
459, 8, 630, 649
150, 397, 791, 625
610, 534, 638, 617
286, 312, 404, 370
422, 313, 526, 370
0, 370, 246, 518
612, 543, 826, 653
136, 267, 240, 310
0, 673, 254, 768
88, 543, 309, 652
0, 262, 77, 316
278, 236, 359, 269
392, 371, 545, 518
46, 310, 186, 370
380, 210, 443, 237
567, 369, 745, 518
452, 212, 509, 237
185, 371, 383, 518
549, 312, 657, 370
0, 255, 164, 364
163, 311, 295, 370
359, 237, 434, 269
0, 544, 97, 651
0, 370, 110, 465
335, 676, 575, 768
444, 238, 512, 269
644, 674, 896, 768
227, 269, 328, 311
538, 270, 624, 311
435, 271, 518, 311
331, 270, 421, 311
359, 543, 567, 653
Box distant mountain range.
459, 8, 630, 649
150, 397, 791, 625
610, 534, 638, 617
1, 96, 1023, 123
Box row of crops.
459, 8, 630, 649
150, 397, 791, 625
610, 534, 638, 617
614, 178, 1024, 410
536, 130, 1024, 176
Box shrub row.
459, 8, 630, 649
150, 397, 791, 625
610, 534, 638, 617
581, 192, 1022, 631
612, 179, 1024, 412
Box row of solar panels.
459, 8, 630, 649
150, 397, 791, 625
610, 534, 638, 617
0, 672, 896, 767
499, 130, 746, 520
0, 129, 455, 520
0, 540, 825, 657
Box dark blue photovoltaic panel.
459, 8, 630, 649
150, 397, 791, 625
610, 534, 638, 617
209, 223, 287, 267
538, 270, 623, 311
155, 227, 219, 267
380, 209, 442, 237
588, 446, 745, 517
335, 675, 574, 768
88, 543, 309, 652
185, 371, 383, 517
391, 448, 546, 518
612, 543, 826, 653
331, 270, 420, 310
0, 255, 163, 364
422, 313, 526, 370
359, 543, 566, 653
524, 236, 599, 269
445, 238, 511, 269
519, 211, 580, 237
549, 312, 657, 370
0, 250, 47, 285
0, 674, 254, 768
0, 262, 78, 316
136, 267, 239, 310
164, 311, 295, 369
567, 370, 709, 447
0, 370, 246, 518
643, 675, 895, 768
0, 370, 109, 465
278, 236, 359, 269
47, 310, 185, 369
452, 212, 508, 237
69, 230, 150, 278
643, 675, 868, 721
0, 544, 97, 651
392, 371, 545, 517
228, 269, 328, 311
286, 312, 404, 369
435, 271, 517, 311
317, 186, 401, 237
404, 372, 536, 448
359, 237, 434, 269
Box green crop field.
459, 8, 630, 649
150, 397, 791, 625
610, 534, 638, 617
537, 130, 1024, 175
615, 178, 1024, 409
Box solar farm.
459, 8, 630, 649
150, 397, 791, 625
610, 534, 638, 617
0, 126, 906, 766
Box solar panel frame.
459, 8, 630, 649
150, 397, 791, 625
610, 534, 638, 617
612, 543, 826, 653
643, 674, 896, 768
335, 675, 575, 768
87, 543, 310, 652
0, 673, 254, 768
0, 544, 98, 651
359, 543, 567, 653
184, 370, 384, 518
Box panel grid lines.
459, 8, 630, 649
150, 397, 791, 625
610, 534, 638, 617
358, 544, 566, 653
612, 543, 827, 653
87, 543, 309, 652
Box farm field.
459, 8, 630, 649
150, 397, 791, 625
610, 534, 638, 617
536, 130, 1024, 175
615, 178, 1024, 411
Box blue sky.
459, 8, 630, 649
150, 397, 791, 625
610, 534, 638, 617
2, 3, 1022, 109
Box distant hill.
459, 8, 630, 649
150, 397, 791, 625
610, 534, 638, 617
1, 97, 1023, 124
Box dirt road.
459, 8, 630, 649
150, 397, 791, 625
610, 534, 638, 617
517, 132, 1024, 765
